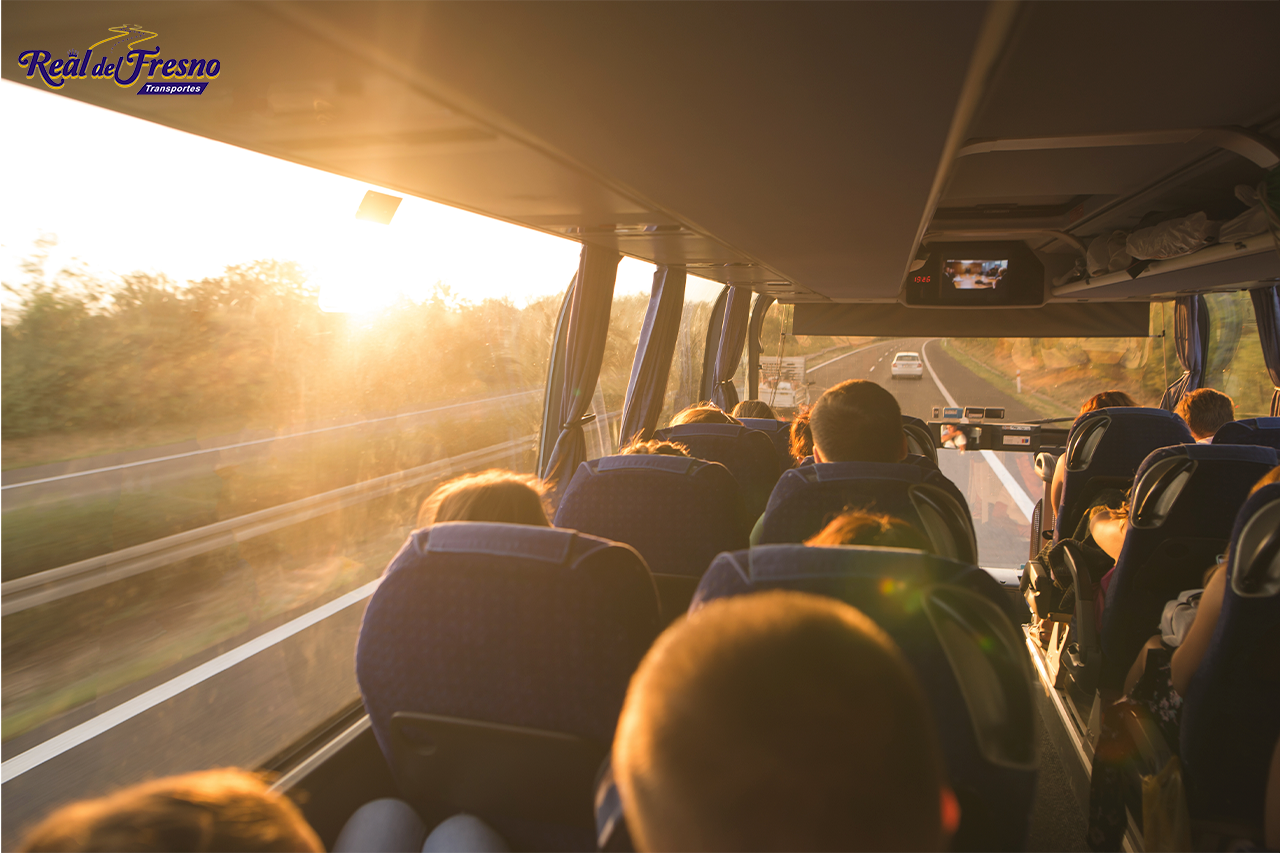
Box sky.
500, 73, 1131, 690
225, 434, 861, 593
0, 80, 722, 313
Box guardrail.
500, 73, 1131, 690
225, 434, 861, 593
1, 435, 537, 615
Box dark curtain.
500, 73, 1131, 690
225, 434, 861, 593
539, 244, 620, 489
709, 287, 753, 411
1159, 295, 1209, 411
746, 294, 776, 400
536, 279, 575, 477
1251, 285, 1280, 416
618, 265, 687, 445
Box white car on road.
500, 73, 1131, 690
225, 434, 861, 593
890, 351, 924, 380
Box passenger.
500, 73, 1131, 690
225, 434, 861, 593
613, 590, 958, 852
805, 509, 932, 551
416, 469, 550, 528
808, 380, 906, 464
1088, 464, 1280, 851
619, 438, 691, 457
669, 402, 742, 427
1175, 388, 1236, 443
789, 405, 814, 465
1050, 390, 1139, 514
731, 399, 778, 420
17, 768, 322, 853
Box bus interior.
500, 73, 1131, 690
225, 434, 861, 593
3, 2, 1280, 851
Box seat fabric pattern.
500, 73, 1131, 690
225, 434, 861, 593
1054, 407, 1193, 542
1099, 444, 1279, 691
737, 417, 795, 471
554, 454, 747, 579
759, 461, 973, 557
690, 545, 1035, 851
357, 523, 661, 766
654, 423, 781, 520
1212, 417, 1280, 449
1180, 483, 1280, 832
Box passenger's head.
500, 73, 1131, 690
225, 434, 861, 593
417, 469, 550, 528
670, 402, 741, 427
621, 438, 691, 457
789, 406, 814, 464
614, 591, 952, 852
805, 509, 932, 551
809, 380, 905, 463
1175, 388, 1236, 441
17, 769, 322, 853
732, 399, 778, 420
1079, 390, 1137, 414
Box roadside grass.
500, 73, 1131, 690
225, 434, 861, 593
940, 340, 1075, 420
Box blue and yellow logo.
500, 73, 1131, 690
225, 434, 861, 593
17, 25, 220, 94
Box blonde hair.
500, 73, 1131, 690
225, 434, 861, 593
805, 509, 931, 551
18, 769, 321, 853
732, 400, 778, 420
418, 469, 550, 528
620, 438, 691, 457
1080, 390, 1138, 414
670, 403, 741, 427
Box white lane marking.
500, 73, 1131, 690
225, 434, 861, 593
919, 340, 1034, 523
806, 341, 890, 373
4, 392, 537, 490
1, 579, 381, 784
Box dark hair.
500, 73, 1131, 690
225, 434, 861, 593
1079, 390, 1138, 414
789, 406, 813, 463
614, 591, 946, 852
418, 469, 550, 528
18, 769, 322, 853
620, 438, 691, 457
809, 380, 903, 463
1175, 388, 1235, 440
670, 403, 741, 427
732, 400, 778, 420
805, 509, 932, 551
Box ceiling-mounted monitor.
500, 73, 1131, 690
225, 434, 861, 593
904, 241, 1045, 307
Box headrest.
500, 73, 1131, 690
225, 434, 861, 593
797, 460, 927, 485
737, 417, 787, 433
422, 522, 600, 565
593, 454, 703, 475
1066, 407, 1193, 472
1213, 418, 1280, 448
656, 423, 749, 439
1129, 445, 1278, 529
1230, 484, 1280, 598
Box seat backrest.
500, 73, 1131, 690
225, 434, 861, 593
1180, 483, 1280, 832
759, 461, 977, 564
903, 414, 939, 466
357, 523, 661, 762
654, 423, 782, 520
1054, 407, 1194, 540
1212, 416, 1280, 449
737, 416, 795, 470
553, 454, 748, 620
690, 545, 1036, 851
1099, 444, 1279, 691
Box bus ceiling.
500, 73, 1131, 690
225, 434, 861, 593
4, 1, 1278, 302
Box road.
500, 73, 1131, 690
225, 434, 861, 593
806, 337, 1045, 571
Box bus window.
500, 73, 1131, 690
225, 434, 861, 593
1203, 291, 1274, 417
657, 275, 727, 426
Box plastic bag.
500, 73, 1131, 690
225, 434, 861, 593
1142, 756, 1192, 852
1087, 230, 1133, 275
1126, 212, 1220, 260
1218, 184, 1269, 244
1159, 588, 1202, 647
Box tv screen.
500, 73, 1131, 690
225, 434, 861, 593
945, 258, 1008, 290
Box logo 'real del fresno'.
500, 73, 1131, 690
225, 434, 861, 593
17, 25, 220, 95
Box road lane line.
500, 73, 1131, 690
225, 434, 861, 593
806, 341, 889, 373
1, 579, 381, 784
920, 341, 1035, 523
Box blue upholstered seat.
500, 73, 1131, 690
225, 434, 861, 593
356, 523, 661, 848
1180, 482, 1280, 835
903, 414, 939, 466
1212, 416, 1280, 449
654, 422, 782, 520
554, 454, 748, 620
1054, 407, 1194, 541
690, 545, 1036, 851
1099, 444, 1279, 692
737, 416, 795, 470
758, 461, 977, 564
